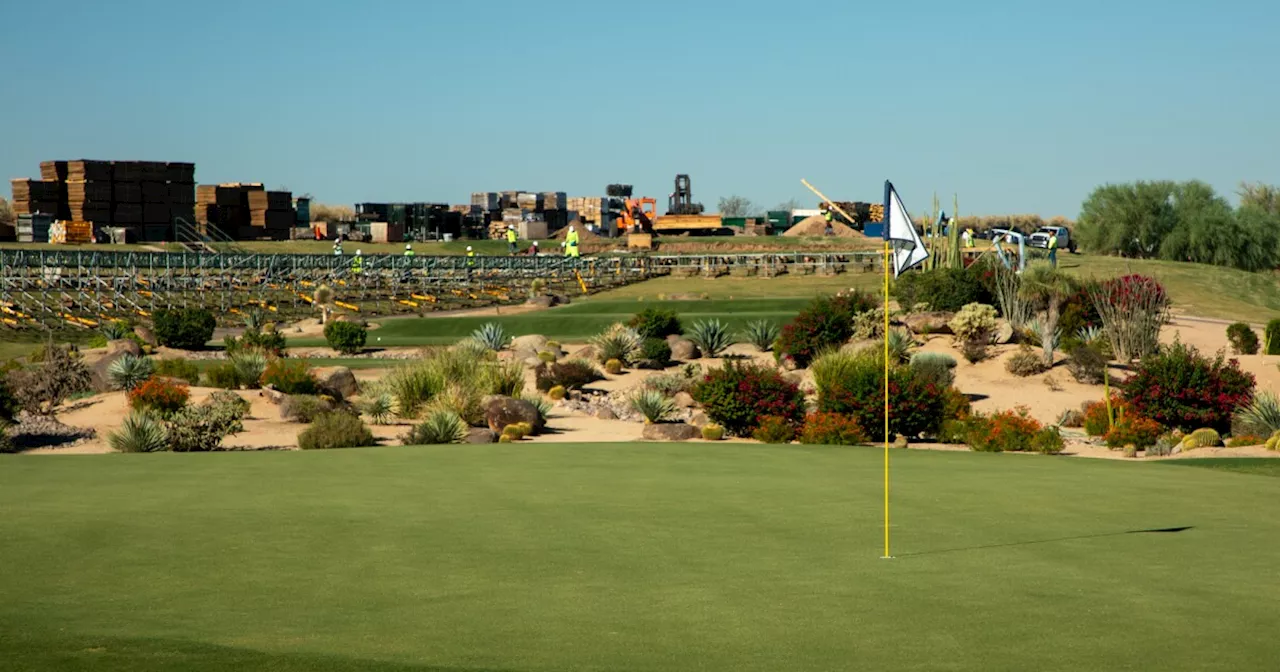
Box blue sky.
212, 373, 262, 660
2, 0, 1275, 217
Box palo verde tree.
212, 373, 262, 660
1018, 262, 1078, 367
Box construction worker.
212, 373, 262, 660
566, 225, 580, 258
404, 243, 414, 257
350, 249, 363, 276
1048, 230, 1059, 267
332, 235, 343, 256
506, 225, 518, 254
465, 245, 476, 279
527, 241, 539, 256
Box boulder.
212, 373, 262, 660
526, 296, 555, 309
669, 338, 701, 361
523, 357, 542, 369
313, 367, 358, 400
133, 326, 157, 347
992, 320, 1015, 345
570, 345, 599, 363
779, 355, 799, 372
86, 343, 143, 392
689, 411, 709, 427
595, 407, 618, 420
511, 335, 549, 353
107, 339, 142, 357
466, 428, 498, 444
260, 386, 287, 405
902, 312, 955, 335
642, 423, 701, 441
673, 392, 696, 409
483, 396, 544, 434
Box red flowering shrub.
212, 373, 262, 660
776, 291, 876, 368
1086, 274, 1171, 362
963, 406, 1043, 453
691, 361, 805, 437
127, 376, 189, 416
752, 416, 797, 444
1123, 341, 1254, 434
799, 412, 869, 446
1104, 414, 1162, 450
815, 354, 943, 442
1100, 274, 1168, 310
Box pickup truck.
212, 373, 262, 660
1028, 226, 1076, 253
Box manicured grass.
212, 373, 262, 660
1, 445, 1277, 671
187, 357, 401, 371
293, 299, 806, 346
1159, 457, 1280, 478
1057, 255, 1280, 321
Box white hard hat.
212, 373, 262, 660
356, 249, 362, 255
466, 245, 472, 251
405, 243, 411, 248
569, 225, 575, 232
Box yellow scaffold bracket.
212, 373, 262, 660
574, 270, 588, 295
411, 294, 438, 303
398, 300, 419, 308
334, 301, 360, 312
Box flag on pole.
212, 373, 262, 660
883, 181, 929, 277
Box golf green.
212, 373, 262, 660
1, 445, 1276, 671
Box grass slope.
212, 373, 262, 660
1159, 457, 1280, 478
1, 445, 1277, 671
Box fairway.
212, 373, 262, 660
2, 446, 1277, 671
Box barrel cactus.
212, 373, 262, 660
1181, 428, 1222, 450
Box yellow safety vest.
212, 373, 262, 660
466, 251, 476, 266
404, 250, 415, 257
350, 256, 363, 274
506, 230, 517, 243
1049, 235, 1058, 250
567, 231, 579, 247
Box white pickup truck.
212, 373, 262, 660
1028, 226, 1076, 253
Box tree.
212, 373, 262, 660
0, 197, 14, 229
1238, 182, 1280, 215
718, 195, 757, 218
1075, 181, 1177, 258
1018, 262, 1077, 367
774, 199, 802, 212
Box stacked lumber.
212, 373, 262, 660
566, 197, 606, 224
195, 182, 293, 240
9, 179, 61, 215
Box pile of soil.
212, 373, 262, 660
782, 215, 861, 238
551, 227, 603, 242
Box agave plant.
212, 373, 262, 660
1234, 391, 1280, 437
107, 412, 168, 453
361, 392, 394, 425
471, 322, 512, 351
108, 354, 156, 391
630, 388, 676, 424
1026, 317, 1062, 353
1076, 325, 1104, 346
101, 320, 132, 341
230, 350, 268, 389
687, 319, 734, 358
589, 324, 642, 364
402, 409, 468, 445
243, 310, 264, 331
885, 328, 916, 364
739, 320, 780, 352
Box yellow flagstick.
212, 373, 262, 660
883, 239, 892, 560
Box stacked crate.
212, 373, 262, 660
566, 197, 606, 225
246, 189, 294, 240
195, 183, 296, 240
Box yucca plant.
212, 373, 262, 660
739, 320, 780, 352
471, 322, 512, 351
484, 360, 525, 397
630, 388, 676, 424
101, 320, 132, 341
108, 354, 156, 391
107, 412, 168, 453
1234, 391, 1280, 437
361, 392, 394, 425
885, 328, 916, 364
231, 350, 268, 389
687, 319, 734, 358
590, 324, 642, 364
385, 361, 444, 419
401, 409, 468, 445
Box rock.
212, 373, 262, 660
85, 351, 132, 392
669, 338, 701, 361
260, 386, 287, 405
133, 326, 157, 347
511, 335, 548, 353
106, 339, 143, 357
483, 396, 544, 434
466, 428, 498, 444
902, 312, 955, 335
673, 392, 695, 409
993, 320, 1015, 345
313, 367, 359, 400
893, 434, 909, 449
642, 423, 701, 441
783, 372, 804, 386
523, 357, 542, 369
689, 411, 709, 427
780, 355, 799, 372
595, 407, 618, 420
526, 296, 555, 309
571, 345, 599, 363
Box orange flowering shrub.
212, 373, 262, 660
127, 377, 189, 416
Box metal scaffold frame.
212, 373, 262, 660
0, 249, 881, 329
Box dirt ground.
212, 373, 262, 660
20, 316, 1280, 460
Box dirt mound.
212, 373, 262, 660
551, 226, 602, 241
782, 215, 861, 238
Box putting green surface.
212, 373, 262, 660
2, 445, 1277, 671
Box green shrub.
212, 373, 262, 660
206, 390, 250, 415
1032, 426, 1066, 455
691, 361, 805, 437
225, 326, 287, 357
1005, 346, 1048, 377
428, 382, 485, 427
101, 320, 133, 341
1266, 319, 1280, 355
107, 412, 169, 453
361, 393, 394, 425
701, 423, 724, 441
1123, 340, 1254, 434
262, 358, 318, 395
590, 324, 642, 364
281, 395, 331, 423
151, 308, 215, 350
154, 358, 201, 386
471, 322, 512, 351
636, 338, 672, 369
127, 377, 189, 417
894, 266, 994, 313
1227, 322, 1259, 355
960, 407, 1043, 453
484, 360, 525, 397
1233, 391, 1280, 437
384, 361, 444, 418
884, 328, 916, 364
630, 388, 676, 424
628, 308, 682, 339
800, 412, 868, 446
776, 291, 876, 368
739, 320, 781, 352
231, 351, 268, 390
167, 396, 247, 452
752, 416, 796, 444
297, 412, 376, 450
949, 303, 998, 343
535, 359, 603, 392
644, 371, 696, 397
203, 361, 243, 390
813, 349, 944, 442
401, 409, 468, 445
323, 321, 367, 355
108, 354, 155, 391
909, 352, 956, 388
1066, 343, 1106, 385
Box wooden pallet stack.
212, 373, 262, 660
246, 189, 294, 240
195, 183, 295, 240
9, 179, 62, 217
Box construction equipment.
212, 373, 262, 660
668, 174, 704, 215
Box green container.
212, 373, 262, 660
722, 217, 747, 229
766, 211, 789, 229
